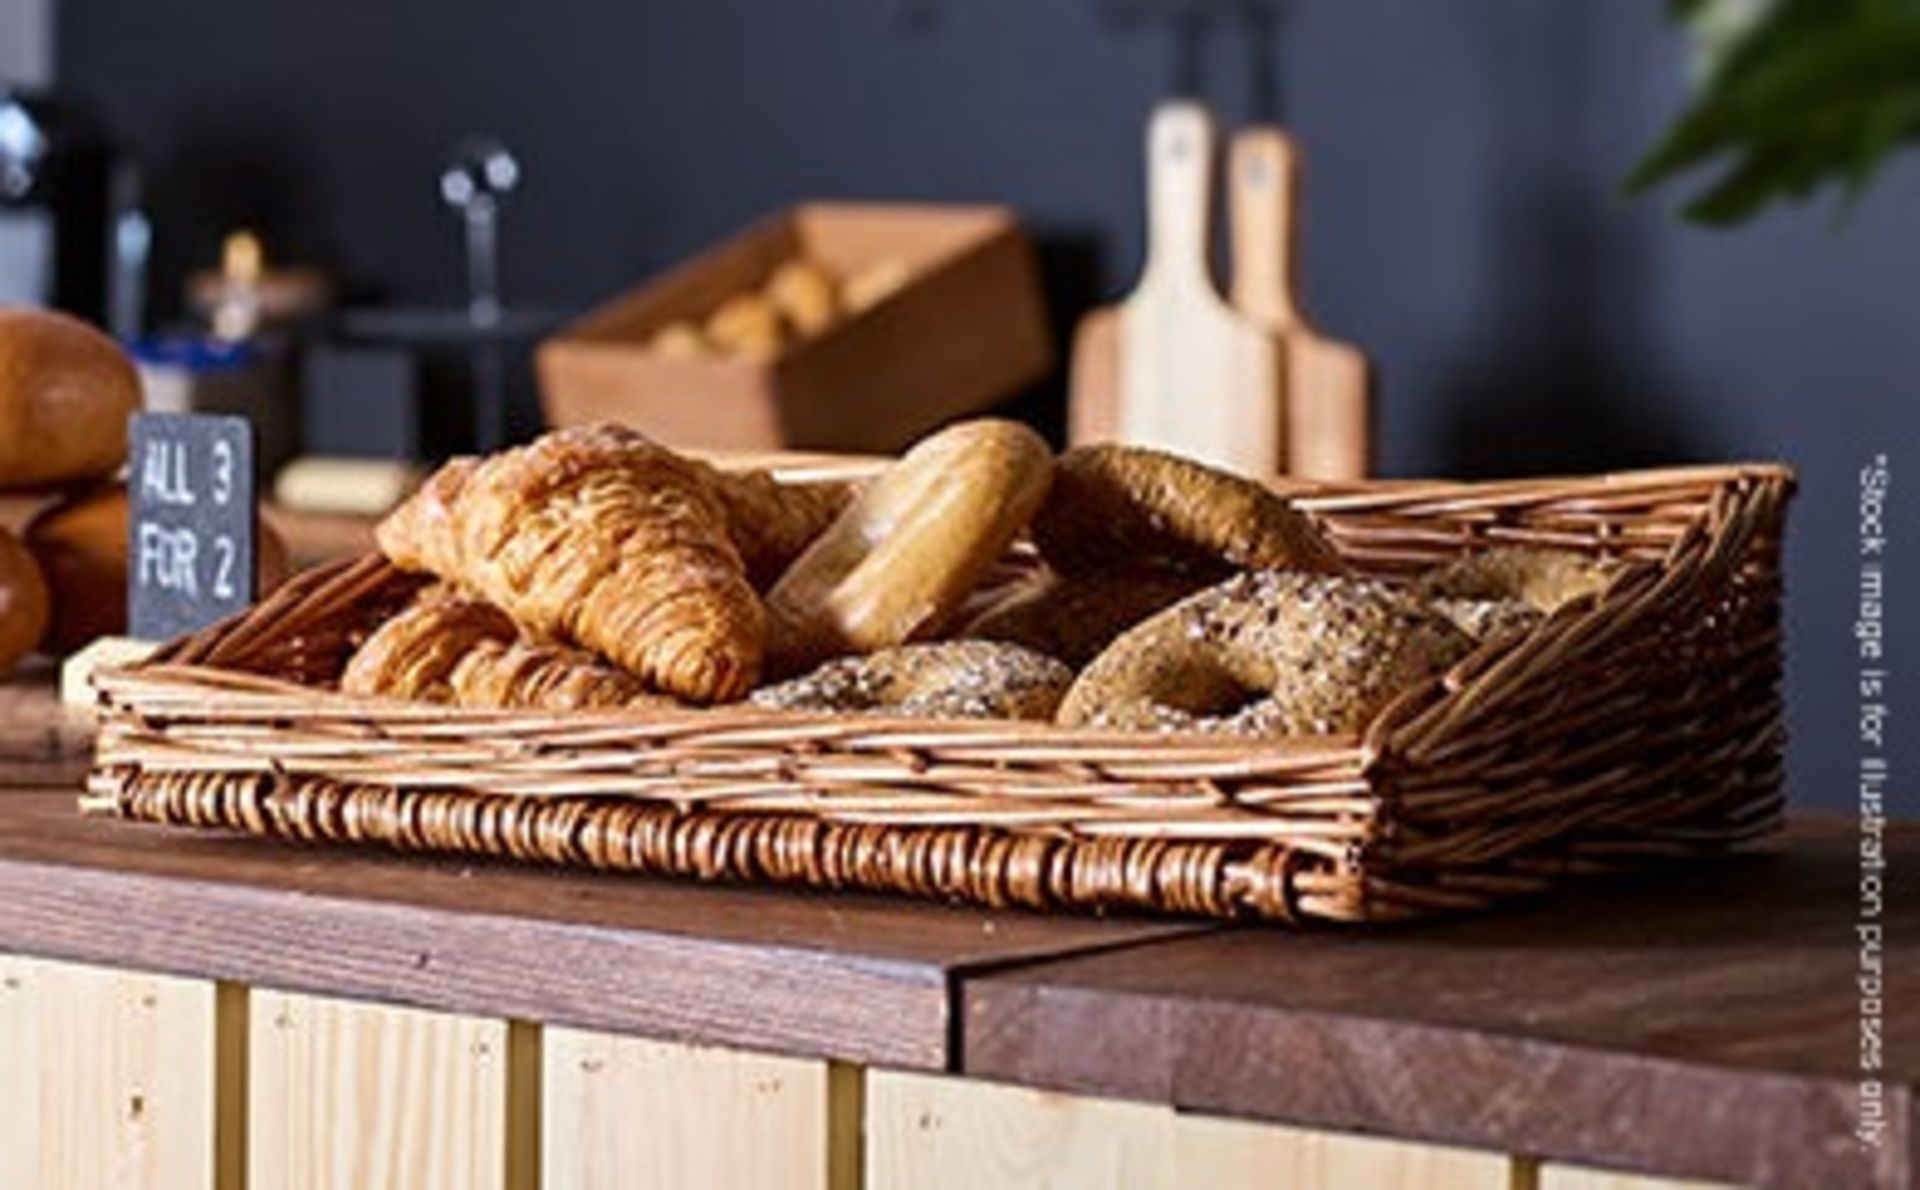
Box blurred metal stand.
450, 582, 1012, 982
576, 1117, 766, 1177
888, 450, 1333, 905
439, 137, 519, 451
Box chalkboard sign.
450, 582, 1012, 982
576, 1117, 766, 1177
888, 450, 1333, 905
127, 413, 256, 641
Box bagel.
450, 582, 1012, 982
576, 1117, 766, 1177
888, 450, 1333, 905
751, 640, 1071, 721
765, 418, 1052, 673
1058, 571, 1472, 737
1415, 547, 1618, 614
1427, 596, 1540, 643
957, 566, 1203, 667
1031, 444, 1344, 578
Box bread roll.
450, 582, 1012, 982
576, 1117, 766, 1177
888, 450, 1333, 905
0, 309, 143, 490
705, 295, 786, 361
765, 260, 840, 337
648, 320, 710, 359
26, 484, 289, 653
0, 527, 49, 676
842, 258, 909, 313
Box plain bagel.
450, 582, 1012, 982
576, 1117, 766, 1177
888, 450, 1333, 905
1031, 444, 1344, 578
765, 419, 1053, 673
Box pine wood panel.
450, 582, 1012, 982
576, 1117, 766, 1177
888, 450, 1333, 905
0, 954, 222, 1190
542, 1029, 858, 1190
247, 990, 519, 1190
867, 1069, 1174, 1189
866, 1070, 1507, 1190
1535, 1164, 1735, 1189
1176, 1113, 1509, 1188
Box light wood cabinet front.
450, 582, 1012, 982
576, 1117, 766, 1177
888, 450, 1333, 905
246, 990, 525, 1190
866, 1069, 1511, 1190
542, 1029, 859, 1190
0, 954, 226, 1190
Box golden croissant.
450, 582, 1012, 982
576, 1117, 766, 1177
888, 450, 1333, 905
381, 442, 850, 592
375, 425, 763, 703
341, 589, 669, 711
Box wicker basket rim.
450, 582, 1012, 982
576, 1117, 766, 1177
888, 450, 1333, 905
95, 459, 1796, 759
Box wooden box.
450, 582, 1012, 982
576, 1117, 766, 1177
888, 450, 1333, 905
537, 203, 1053, 453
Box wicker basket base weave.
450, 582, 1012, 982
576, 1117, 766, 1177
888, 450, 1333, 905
89, 463, 1793, 924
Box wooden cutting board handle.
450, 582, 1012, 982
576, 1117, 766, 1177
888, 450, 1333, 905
1228, 128, 1303, 328
1112, 103, 1284, 472
1141, 103, 1217, 299
1228, 127, 1372, 480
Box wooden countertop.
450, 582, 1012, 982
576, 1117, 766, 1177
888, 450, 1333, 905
964, 815, 1916, 1188
0, 665, 91, 789
0, 785, 1195, 1070
0, 670, 1908, 1185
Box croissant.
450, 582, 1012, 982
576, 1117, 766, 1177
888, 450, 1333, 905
341, 588, 670, 711
376, 456, 477, 577
380, 449, 848, 594
375, 424, 763, 703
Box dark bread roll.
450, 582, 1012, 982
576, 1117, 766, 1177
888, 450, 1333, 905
0, 526, 49, 676
0, 309, 143, 490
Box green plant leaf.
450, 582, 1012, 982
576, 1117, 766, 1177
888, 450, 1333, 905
1630, 0, 1920, 226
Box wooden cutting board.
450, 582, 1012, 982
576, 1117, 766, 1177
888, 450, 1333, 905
1227, 127, 1372, 480
1069, 103, 1285, 475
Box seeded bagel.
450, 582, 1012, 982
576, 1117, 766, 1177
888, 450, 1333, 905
1415, 547, 1617, 614
1058, 571, 1472, 737
752, 640, 1073, 722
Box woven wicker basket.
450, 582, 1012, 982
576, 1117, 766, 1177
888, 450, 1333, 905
87, 462, 1793, 924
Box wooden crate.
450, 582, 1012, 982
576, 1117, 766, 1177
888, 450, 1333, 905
537, 203, 1053, 453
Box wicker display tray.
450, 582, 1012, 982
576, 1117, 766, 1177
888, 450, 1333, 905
86, 462, 1793, 924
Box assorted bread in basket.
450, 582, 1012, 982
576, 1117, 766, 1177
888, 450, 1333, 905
87, 419, 1794, 924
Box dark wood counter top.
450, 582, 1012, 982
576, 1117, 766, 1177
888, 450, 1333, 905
0, 668, 91, 788
963, 816, 1915, 1188
0, 786, 1195, 1069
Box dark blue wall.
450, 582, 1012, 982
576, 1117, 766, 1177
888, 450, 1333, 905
63, 0, 1916, 812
